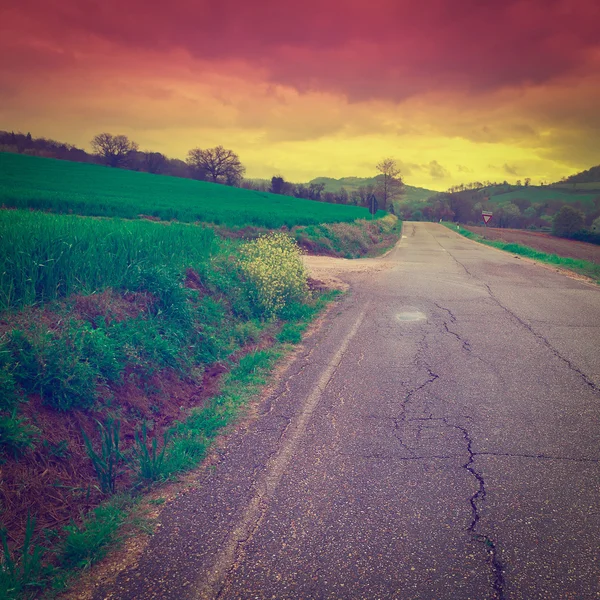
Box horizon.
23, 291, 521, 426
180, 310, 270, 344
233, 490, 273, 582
1, 1, 598, 189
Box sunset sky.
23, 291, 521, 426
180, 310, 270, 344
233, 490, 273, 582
1, 0, 599, 190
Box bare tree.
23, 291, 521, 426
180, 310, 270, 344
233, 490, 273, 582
375, 158, 404, 211
186, 146, 245, 185
91, 133, 138, 168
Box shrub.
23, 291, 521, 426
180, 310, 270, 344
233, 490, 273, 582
240, 233, 308, 317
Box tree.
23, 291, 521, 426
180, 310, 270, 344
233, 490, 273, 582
186, 146, 245, 185
591, 216, 600, 232
375, 158, 404, 211
141, 151, 167, 174
553, 205, 585, 238
91, 133, 138, 168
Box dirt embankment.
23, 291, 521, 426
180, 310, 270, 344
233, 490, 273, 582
465, 227, 600, 263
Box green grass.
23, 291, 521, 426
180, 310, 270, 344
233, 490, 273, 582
551, 182, 600, 191
446, 223, 600, 282
487, 186, 598, 207
0, 209, 216, 310
7, 291, 341, 598
0, 153, 374, 228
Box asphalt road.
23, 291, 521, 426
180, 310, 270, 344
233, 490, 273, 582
97, 222, 600, 600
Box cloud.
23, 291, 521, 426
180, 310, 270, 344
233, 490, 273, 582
504, 163, 519, 176
428, 160, 450, 179
3, 0, 599, 102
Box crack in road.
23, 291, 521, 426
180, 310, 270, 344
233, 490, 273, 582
437, 234, 599, 395
448, 420, 506, 600
482, 282, 600, 394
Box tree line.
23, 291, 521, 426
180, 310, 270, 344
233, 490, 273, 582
0, 130, 404, 211
402, 185, 600, 242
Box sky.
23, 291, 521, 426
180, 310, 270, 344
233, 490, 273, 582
1, 0, 599, 190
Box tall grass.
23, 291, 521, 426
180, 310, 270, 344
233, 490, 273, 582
0, 210, 216, 310
0, 153, 374, 228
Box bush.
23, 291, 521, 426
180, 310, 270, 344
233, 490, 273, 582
239, 233, 308, 317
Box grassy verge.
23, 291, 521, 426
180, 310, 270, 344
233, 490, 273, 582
445, 223, 600, 282
0, 291, 339, 599
294, 214, 401, 258
0, 208, 343, 597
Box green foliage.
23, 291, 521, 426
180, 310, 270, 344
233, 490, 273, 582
0, 209, 215, 311
0, 153, 373, 229
0, 410, 39, 458
240, 233, 308, 317
134, 422, 171, 483
8, 326, 100, 411
0, 515, 46, 599
58, 496, 130, 570
276, 322, 305, 344
295, 214, 400, 258
0, 351, 18, 411
82, 420, 125, 494
553, 205, 585, 238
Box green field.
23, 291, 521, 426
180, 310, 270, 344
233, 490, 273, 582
0, 210, 218, 310
0, 153, 374, 228
549, 182, 600, 192
487, 186, 598, 206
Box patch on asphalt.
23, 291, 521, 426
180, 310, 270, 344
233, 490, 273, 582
396, 310, 427, 322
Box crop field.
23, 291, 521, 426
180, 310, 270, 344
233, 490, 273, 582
0, 153, 374, 228
0, 210, 218, 310
488, 186, 598, 206
550, 182, 600, 191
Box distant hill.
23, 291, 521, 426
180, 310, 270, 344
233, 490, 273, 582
559, 165, 600, 186
308, 175, 437, 204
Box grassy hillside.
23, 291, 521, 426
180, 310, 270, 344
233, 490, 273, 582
487, 186, 599, 207
308, 175, 436, 203
0, 153, 373, 228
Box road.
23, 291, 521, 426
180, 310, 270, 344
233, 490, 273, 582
96, 222, 600, 600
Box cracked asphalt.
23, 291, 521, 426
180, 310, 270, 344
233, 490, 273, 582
96, 222, 600, 600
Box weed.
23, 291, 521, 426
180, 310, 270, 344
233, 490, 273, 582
82, 420, 125, 494
42, 439, 70, 459
0, 410, 39, 458
277, 323, 305, 344
134, 422, 171, 483
58, 495, 130, 570
0, 515, 47, 599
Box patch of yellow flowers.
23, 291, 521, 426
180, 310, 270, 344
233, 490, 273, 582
240, 232, 309, 317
